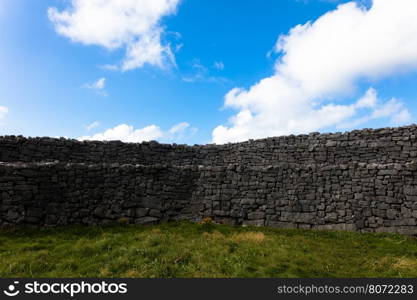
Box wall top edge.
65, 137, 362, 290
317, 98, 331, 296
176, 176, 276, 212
0, 124, 417, 148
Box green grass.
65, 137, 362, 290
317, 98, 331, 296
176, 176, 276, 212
0, 222, 417, 278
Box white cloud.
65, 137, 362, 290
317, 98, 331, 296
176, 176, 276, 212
0, 106, 8, 120
79, 122, 197, 143
391, 109, 411, 125
213, 0, 416, 144
83, 78, 107, 96
85, 121, 100, 131
355, 87, 377, 108
167, 122, 198, 139
86, 78, 105, 90
337, 88, 410, 128
169, 122, 190, 134
79, 124, 162, 142
48, 0, 181, 71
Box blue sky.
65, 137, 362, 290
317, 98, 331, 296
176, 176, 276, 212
1, 0, 417, 144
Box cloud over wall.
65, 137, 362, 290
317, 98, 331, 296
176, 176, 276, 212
213, 0, 415, 144
79, 122, 197, 143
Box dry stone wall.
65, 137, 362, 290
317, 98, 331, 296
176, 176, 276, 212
1, 125, 417, 234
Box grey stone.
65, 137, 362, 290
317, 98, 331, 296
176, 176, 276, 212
135, 208, 148, 218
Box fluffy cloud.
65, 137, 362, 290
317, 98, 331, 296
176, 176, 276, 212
0, 106, 8, 120
79, 122, 196, 143
48, 0, 180, 70
335, 88, 409, 129
79, 124, 162, 143
213, 0, 416, 144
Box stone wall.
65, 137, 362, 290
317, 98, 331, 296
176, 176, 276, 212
0, 162, 200, 227
1, 125, 417, 166
1, 125, 417, 234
